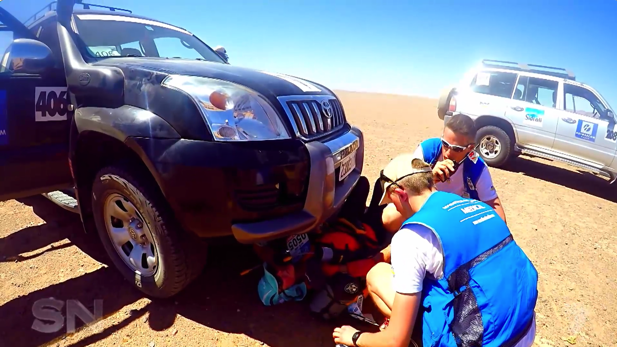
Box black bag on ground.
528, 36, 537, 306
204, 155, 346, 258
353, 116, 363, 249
309, 272, 363, 320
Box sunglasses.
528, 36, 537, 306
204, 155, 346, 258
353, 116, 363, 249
441, 138, 473, 153
378, 167, 432, 193
379, 170, 403, 193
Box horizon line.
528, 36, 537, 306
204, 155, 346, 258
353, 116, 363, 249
333, 88, 439, 100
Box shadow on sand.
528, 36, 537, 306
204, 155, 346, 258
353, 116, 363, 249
0, 195, 370, 347
502, 155, 617, 203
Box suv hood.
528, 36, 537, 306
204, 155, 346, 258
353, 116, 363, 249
93, 58, 334, 98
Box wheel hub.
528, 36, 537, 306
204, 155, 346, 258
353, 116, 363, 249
103, 193, 158, 277
127, 227, 139, 242
479, 135, 502, 159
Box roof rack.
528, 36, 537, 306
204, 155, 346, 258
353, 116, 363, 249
481, 59, 576, 81
23, 1, 132, 27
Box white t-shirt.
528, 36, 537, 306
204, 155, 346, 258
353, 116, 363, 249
412, 145, 498, 202
390, 224, 536, 347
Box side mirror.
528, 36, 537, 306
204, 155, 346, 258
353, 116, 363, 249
4, 39, 55, 75
213, 46, 229, 63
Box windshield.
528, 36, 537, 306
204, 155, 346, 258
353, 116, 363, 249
72, 13, 225, 62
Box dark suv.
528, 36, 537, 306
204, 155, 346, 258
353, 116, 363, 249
0, 0, 364, 298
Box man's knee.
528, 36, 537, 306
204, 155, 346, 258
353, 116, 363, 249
366, 262, 392, 293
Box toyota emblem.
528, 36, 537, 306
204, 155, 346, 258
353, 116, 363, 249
321, 100, 333, 119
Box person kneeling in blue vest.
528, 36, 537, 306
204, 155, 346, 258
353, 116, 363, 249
333, 154, 538, 347
380, 114, 506, 234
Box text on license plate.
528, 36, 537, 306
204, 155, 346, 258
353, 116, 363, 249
339, 151, 356, 181
287, 233, 309, 254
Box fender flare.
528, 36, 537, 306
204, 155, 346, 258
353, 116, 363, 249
71, 105, 181, 195
474, 115, 519, 145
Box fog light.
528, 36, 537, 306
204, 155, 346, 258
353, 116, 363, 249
217, 125, 237, 138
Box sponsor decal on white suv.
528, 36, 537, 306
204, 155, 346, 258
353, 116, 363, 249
575, 120, 598, 142
523, 107, 544, 126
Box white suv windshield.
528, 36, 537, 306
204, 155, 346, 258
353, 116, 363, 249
72, 13, 225, 62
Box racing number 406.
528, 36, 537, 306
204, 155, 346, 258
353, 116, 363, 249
35, 87, 69, 122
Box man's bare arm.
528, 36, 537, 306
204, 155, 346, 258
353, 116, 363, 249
382, 203, 406, 233
484, 197, 506, 223
354, 292, 421, 347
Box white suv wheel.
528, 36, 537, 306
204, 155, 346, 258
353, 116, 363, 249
475, 125, 512, 168
479, 135, 502, 159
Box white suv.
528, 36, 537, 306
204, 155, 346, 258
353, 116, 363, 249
438, 59, 617, 184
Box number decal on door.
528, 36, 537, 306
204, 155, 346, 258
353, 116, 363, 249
35, 87, 69, 122
606, 129, 617, 143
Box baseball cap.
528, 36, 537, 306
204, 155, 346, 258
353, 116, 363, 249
378, 153, 432, 206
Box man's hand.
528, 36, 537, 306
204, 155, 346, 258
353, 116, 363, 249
333, 325, 360, 346
333, 292, 421, 347
373, 244, 391, 264
432, 159, 455, 182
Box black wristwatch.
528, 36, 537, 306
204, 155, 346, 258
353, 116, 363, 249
352, 331, 363, 346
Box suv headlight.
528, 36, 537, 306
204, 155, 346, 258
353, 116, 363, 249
162, 75, 290, 141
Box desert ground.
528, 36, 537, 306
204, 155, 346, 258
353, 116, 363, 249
1, 91, 616, 347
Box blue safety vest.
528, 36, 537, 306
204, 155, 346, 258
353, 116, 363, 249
420, 137, 486, 201
401, 191, 538, 347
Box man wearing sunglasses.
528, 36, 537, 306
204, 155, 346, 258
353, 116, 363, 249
419, 114, 505, 220
379, 114, 505, 234
333, 154, 538, 347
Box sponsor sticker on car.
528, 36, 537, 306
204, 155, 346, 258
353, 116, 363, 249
476, 72, 491, 86
523, 107, 544, 127
605, 126, 617, 143
575, 119, 598, 142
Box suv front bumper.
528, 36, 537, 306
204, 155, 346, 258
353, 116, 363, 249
232, 126, 364, 244
132, 126, 364, 244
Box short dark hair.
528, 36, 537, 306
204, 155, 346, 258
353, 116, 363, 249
445, 114, 477, 141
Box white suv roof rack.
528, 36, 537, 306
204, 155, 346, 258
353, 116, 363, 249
481, 59, 576, 81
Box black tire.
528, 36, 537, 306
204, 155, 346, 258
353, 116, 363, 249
437, 85, 456, 120
475, 125, 512, 168
91, 164, 207, 298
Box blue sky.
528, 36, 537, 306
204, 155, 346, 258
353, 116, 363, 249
2, 0, 616, 106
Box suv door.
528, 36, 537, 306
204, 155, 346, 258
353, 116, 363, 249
504, 75, 560, 150
0, 9, 72, 201
551, 82, 616, 166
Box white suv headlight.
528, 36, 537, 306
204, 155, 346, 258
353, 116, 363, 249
162, 75, 290, 141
